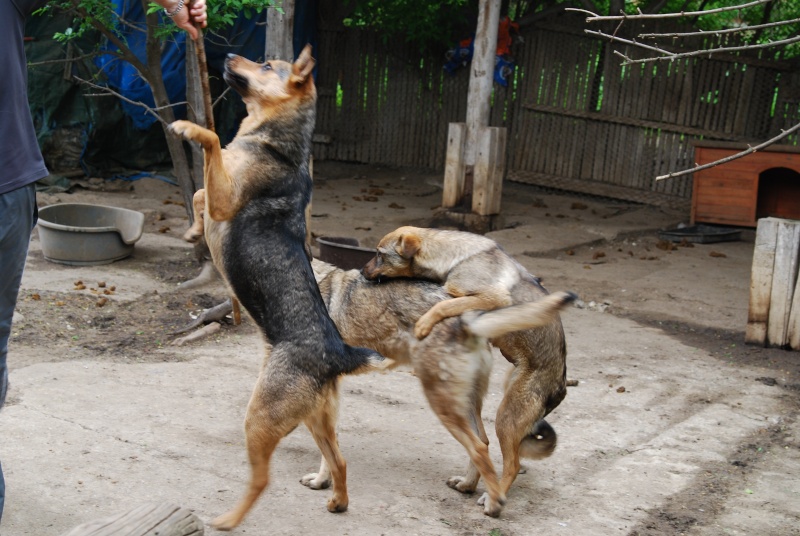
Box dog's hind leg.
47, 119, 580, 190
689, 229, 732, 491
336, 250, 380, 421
447, 364, 491, 495
183, 189, 206, 243
436, 406, 504, 517
211, 374, 301, 531
492, 369, 549, 502
304, 386, 349, 513
420, 370, 504, 517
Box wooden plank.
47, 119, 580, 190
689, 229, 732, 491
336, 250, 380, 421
473, 126, 506, 215
442, 122, 467, 208
766, 220, 800, 348
747, 219, 780, 345
61, 503, 203, 536
788, 268, 800, 350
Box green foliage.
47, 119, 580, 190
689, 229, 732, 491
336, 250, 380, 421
36, 0, 277, 43
343, 0, 470, 51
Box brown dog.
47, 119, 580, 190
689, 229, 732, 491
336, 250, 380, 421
170, 46, 390, 531
362, 226, 572, 506
310, 259, 574, 517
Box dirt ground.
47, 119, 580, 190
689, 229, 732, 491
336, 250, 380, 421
2, 161, 798, 536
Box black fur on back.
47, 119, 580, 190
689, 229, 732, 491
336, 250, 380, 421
222, 162, 382, 382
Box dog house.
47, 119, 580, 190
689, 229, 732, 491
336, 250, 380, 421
691, 141, 800, 227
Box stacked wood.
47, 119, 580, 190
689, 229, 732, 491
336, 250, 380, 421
746, 217, 800, 350
61, 503, 203, 536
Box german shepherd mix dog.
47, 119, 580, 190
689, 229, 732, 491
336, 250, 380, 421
170, 46, 389, 531
362, 226, 572, 506
310, 259, 575, 517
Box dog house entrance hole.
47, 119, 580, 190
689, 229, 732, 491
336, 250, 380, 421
757, 167, 800, 221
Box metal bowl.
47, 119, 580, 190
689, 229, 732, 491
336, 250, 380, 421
316, 237, 375, 271
37, 203, 145, 265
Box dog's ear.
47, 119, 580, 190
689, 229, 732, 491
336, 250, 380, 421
291, 44, 315, 86
396, 234, 421, 259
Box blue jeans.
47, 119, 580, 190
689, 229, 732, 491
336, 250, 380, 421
0, 182, 37, 524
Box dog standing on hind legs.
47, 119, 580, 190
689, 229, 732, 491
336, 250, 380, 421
170, 45, 390, 531
362, 226, 572, 507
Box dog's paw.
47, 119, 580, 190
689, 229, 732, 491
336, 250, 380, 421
413, 317, 434, 340
477, 492, 505, 518
210, 511, 242, 531
477, 492, 506, 517
183, 225, 203, 244
326, 495, 348, 513
301, 472, 331, 490
169, 120, 200, 141
446, 475, 477, 494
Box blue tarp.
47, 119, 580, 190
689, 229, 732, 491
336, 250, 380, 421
94, 0, 317, 130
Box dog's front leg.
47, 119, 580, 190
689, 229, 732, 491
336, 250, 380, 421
170, 120, 237, 222
416, 295, 508, 339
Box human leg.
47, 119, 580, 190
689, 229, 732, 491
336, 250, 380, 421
0, 182, 37, 523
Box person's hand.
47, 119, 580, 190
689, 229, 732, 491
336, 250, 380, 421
164, 0, 208, 40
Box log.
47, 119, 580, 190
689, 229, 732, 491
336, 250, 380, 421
61, 502, 203, 536
746, 218, 779, 345
766, 219, 800, 348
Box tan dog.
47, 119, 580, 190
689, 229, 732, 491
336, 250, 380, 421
170, 46, 391, 531
310, 259, 574, 517
362, 226, 572, 505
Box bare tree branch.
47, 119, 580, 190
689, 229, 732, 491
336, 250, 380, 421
640, 17, 800, 39
655, 121, 800, 181
28, 51, 109, 67
566, 0, 774, 21
72, 76, 187, 128
212, 86, 232, 109
609, 33, 800, 65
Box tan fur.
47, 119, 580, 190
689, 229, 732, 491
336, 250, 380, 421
363, 226, 573, 504
310, 260, 573, 517
170, 46, 365, 531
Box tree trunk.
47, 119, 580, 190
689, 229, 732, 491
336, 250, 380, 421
142, 1, 196, 219
266, 0, 295, 60
464, 0, 501, 167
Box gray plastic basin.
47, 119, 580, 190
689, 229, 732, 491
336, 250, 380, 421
37, 203, 145, 265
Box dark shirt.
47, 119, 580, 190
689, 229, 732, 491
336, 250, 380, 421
0, 0, 50, 195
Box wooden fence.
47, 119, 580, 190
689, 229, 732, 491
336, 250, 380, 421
312, 14, 800, 207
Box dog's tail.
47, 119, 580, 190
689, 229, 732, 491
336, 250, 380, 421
461, 291, 577, 339
519, 419, 558, 460
343, 345, 395, 375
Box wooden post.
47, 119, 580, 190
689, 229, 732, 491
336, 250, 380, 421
746, 218, 779, 345
441, 0, 501, 212
266, 0, 295, 60
472, 126, 506, 216
464, 0, 501, 166
766, 220, 800, 347
61, 503, 203, 536
442, 122, 467, 208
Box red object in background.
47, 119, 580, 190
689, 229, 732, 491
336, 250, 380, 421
496, 16, 519, 56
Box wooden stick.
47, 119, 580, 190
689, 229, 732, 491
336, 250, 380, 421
190, 8, 242, 325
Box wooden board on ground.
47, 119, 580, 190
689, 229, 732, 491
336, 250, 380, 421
61, 503, 203, 536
